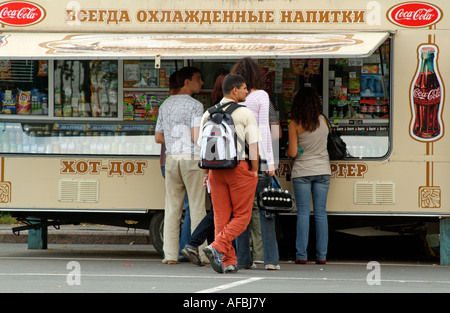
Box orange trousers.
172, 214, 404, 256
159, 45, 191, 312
209, 161, 258, 267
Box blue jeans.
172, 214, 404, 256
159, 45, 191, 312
187, 199, 214, 248
236, 172, 279, 266
293, 175, 330, 261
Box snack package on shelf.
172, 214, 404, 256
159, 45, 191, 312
1, 90, 16, 114
17, 90, 31, 115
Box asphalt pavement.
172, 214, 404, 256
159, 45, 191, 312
0, 242, 448, 295
0, 223, 449, 296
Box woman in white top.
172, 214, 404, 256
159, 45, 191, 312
231, 57, 280, 270
287, 86, 331, 265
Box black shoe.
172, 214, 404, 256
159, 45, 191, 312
181, 245, 204, 266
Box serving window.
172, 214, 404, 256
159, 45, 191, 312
0, 37, 392, 158
326, 39, 391, 159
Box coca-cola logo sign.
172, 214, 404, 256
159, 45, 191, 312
387, 2, 443, 28
0, 1, 46, 27
413, 87, 441, 102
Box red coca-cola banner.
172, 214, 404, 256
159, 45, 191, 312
0, 1, 46, 27
387, 2, 442, 28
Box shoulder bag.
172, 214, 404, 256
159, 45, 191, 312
323, 114, 348, 160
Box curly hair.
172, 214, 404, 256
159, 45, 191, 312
290, 87, 322, 132
230, 57, 265, 91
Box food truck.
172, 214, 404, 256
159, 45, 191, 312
0, 0, 449, 260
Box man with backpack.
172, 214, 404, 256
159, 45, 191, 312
197, 74, 261, 274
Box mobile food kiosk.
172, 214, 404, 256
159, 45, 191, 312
0, 0, 449, 261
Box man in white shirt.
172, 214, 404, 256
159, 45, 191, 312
155, 67, 207, 264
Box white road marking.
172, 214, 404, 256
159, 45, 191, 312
196, 277, 264, 293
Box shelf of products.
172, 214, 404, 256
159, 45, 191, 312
328, 40, 390, 123
0, 60, 49, 116
123, 60, 177, 89
54, 60, 118, 118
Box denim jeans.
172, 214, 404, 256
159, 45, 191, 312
292, 175, 330, 261
236, 172, 279, 266
187, 200, 214, 248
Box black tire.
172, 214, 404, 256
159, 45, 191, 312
149, 211, 164, 256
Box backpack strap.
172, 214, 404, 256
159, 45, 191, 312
208, 102, 243, 115
208, 102, 244, 125
224, 102, 244, 115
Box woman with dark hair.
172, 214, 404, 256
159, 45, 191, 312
231, 57, 279, 270
211, 73, 228, 105
287, 86, 331, 265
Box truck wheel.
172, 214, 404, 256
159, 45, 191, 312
149, 211, 164, 256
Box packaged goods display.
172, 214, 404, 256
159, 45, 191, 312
0, 60, 48, 116
54, 60, 118, 118
328, 41, 390, 121
257, 58, 323, 119
123, 91, 168, 121
123, 60, 176, 88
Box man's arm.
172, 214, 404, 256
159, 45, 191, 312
191, 126, 200, 143
155, 131, 165, 144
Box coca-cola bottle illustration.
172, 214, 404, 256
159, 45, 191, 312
410, 44, 444, 141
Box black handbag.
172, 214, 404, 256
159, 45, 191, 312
257, 175, 294, 214
323, 114, 348, 160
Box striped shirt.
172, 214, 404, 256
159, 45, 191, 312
240, 90, 274, 167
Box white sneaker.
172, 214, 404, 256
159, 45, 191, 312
265, 264, 280, 270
